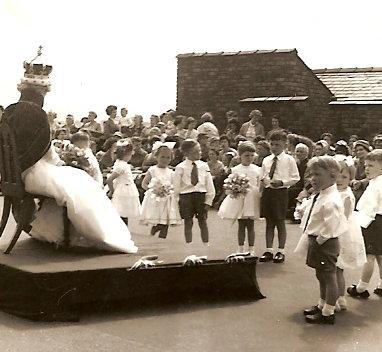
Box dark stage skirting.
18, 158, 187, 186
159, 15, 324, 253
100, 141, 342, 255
0, 234, 265, 321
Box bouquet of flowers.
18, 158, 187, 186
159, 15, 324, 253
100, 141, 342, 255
223, 173, 250, 198
149, 178, 174, 202
58, 144, 96, 178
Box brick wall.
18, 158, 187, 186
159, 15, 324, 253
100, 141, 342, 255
330, 105, 382, 140
176, 50, 334, 138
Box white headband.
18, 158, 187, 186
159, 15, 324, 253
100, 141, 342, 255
152, 141, 176, 151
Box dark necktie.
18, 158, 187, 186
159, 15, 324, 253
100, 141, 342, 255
191, 162, 199, 186
269, 156, 278, 179
303, 193, 320, 233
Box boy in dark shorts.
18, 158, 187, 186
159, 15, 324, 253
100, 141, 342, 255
174, 139, 215, 257
259, 130, 300, 263
348, 149, 382, 298
300, 156, 346, 324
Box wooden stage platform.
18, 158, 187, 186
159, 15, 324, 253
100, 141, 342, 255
0, 233, 264, 321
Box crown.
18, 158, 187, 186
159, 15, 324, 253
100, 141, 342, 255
23, 46, 52, 77
18, 46, 53, 92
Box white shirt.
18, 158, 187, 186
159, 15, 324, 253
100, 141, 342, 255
261, 151, 300, 188
301, 184, 347, 243
173, 159, 215, 205
355, 174, 382, 228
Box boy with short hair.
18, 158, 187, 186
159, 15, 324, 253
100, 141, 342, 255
300, 156, 346, 324
348, 149, 382, 298
174, 139, 215, 254
260, 130, 300, 263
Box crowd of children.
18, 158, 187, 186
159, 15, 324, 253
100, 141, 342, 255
42, 105, 382, 324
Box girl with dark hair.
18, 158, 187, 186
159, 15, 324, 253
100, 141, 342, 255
103, 105, 119, 137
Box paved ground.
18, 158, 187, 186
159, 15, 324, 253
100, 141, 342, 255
1, 197, 382, 352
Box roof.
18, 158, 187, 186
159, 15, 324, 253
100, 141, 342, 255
314, 67, 382, 102
177, 49, 297, 58
240, 96, 308, 103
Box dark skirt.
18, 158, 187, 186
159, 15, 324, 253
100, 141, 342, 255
260, 188, 288, 220
362, 215, 382, 255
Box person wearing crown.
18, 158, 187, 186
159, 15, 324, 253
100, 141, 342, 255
0, 51, 138, 253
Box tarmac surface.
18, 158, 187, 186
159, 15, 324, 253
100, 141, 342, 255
1, 197, 382, 352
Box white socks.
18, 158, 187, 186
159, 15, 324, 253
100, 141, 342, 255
336, 296, 347, 311
322, 303, 335, 316
356, 280, 369, 293
266, 247, 273, 253
277, 248, 285, 254
377, 280, 382, 289
248, 246, 256, 256
238, 245, 244, 253
318, 298, 325, 309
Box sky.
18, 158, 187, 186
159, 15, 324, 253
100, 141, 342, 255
1, 0, 381, 121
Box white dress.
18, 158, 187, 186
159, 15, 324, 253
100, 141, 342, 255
218, 164, 261, 220
140, 166, 181, 226
111, 159, 141, 218
23, 146, 138, 253
337, 187, 367, 269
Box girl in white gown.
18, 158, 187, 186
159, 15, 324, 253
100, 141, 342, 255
140, 142, 181, 238
106, 141, 141, 225
336, 160, 366, 310
218, 141, 261, 254
23, 144, 138, 253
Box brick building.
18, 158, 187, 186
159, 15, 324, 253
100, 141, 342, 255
176, 49, 382, 140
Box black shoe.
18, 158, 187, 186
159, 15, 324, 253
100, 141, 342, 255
303, 305, 321, 316
374, 288, 382, 296
259, 251, 273, 262
347, 285, 370, 299
305, 312, 335, 325
150, 225, 159, 236
273, 252, 285, 263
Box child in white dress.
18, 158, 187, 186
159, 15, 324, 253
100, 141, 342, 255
336, 160, 366, 310
218, 141, 261, 255
140, 141, 180, 238
106, 140, 141, 225
70, 131, 103, 185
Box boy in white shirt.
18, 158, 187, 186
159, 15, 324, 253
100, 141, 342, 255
348, 149, 382, 298
260, 130, 300, 263
174, 139, 215, 251
300, 156, 346, 324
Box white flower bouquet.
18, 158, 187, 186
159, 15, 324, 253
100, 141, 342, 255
149, 178, 174, 201
223, 173, 250, 198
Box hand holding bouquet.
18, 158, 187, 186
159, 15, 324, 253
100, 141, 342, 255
223, 173, 250, 198
149, 178, 174, 201
58, 144, 96, 178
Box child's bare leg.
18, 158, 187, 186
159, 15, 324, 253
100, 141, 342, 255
246, 219, 255, 254
375, 255, 382, 290
158, 225, 169, 239
197, 218, 209, 243
357, 254, 375, 292
336, 268, 345, 296
324, 271, 338, 306
275, 219, 286, 253
316, 270, 326, 302
265, 218, 276, 250
336, 268, 347, 310
237, 219, 246, 252
322, 271, 338, 316
184, 218, 193, 243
